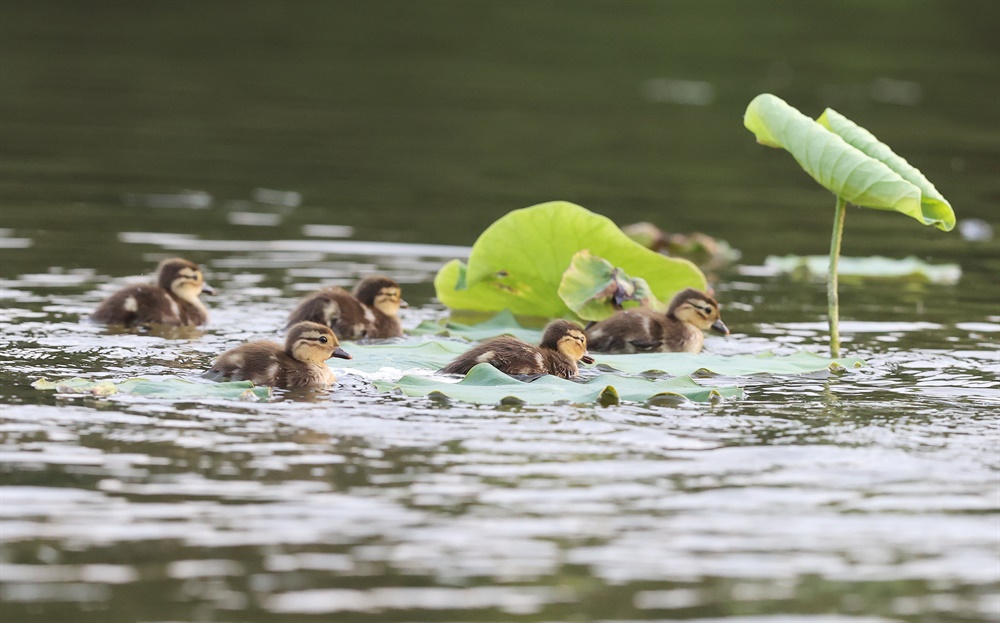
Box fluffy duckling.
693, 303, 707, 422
439, 319, 595, 380
585, 288, 729, 354
92, 257, 215, 327
286, 276, 405, 340
206, 321, 352, 389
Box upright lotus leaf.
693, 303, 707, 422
744, 93, 956, 357
435, 201, 706, 316
817, 108, 954, 231
558, 250, 656, 321
744, 93, 954, 231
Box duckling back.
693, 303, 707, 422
286, 284, 402, 340
92, 258, 211, 327
585, 308, 669, 353
208, 322, 350, 389
286, 287, 370, 339
92, 284, 207, 327
439, 320, 589, 380
439, 336, 548, 377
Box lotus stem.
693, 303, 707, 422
828, 195, 847, 358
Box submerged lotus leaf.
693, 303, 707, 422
764, 255, 961, 284
558, 250, 656, 321
744, 93, 954, 231
434, 201, 706, 316
593, 350, 865, 376
408, 309, 546, 343
372, 362, 740, 405
32, 377, 271, 401
342, 337, 865, 378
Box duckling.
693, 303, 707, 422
206, 321, 352, 389
286, 276, 405, 340
92, 257, 215, 327
439, 319, 595, 380
585, 288, 729, 354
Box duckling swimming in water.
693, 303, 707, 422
92, 257, 215, 327
439, 319, 595, 380
585, 288, 729, 354
206, 321, 352, 389
286, 276, 405, 340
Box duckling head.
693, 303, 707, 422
158, 258, 216, 304
353, 276, 406, 316
286, 321, 352, 364
667, 288, 729, 335
541, 319, 595, 364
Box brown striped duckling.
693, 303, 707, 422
439, 319, 595, 380
92, 257, 215, 327
206, 321, 352, 389
286, 276, 405, 340
585, 288, 729, 354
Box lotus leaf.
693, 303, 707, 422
434, 201, 706, 316
372, 362, 740, 405
558, 250, 656, 321
744, 93, 955, 231
343, 339, 863, 378
409, 309, 546, 343
33, 377, 272, 401
764, 255, 961, 284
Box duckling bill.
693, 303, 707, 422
439, 319, 594, 380
585, 288, 728, 354
92, 257, 215, 327
286, 275, 405, 340
207, 321, 352, 389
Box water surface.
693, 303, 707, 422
1, 1, 998, 621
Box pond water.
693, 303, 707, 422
1, 2, 998, 622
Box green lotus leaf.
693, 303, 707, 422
817, 108, 954, 231
372, 362, 740, 405
764, 255, 961, 284
32, 377, 272, 401
558, 250, 656, 321
744, 93, 954, 231
592, 350, 865, 376
434, 201, 706, 316
342, 338, 865, 377
409, 309, 546, 343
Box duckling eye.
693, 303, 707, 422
319, 336, 329, 344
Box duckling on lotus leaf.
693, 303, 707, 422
585, 288, 729, 354
207, 321, 352, 389
439, 319, 595, 380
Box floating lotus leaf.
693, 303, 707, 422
593, 350, 865, 376
558, 250, 656, 321
434, 201, 706, 316
744, 93, 955, 231
372, 362, 740, 405
32, 377, 271, 401
343, 339, 863, 378
764, 255, 961, 284
409, 309, 546, 343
